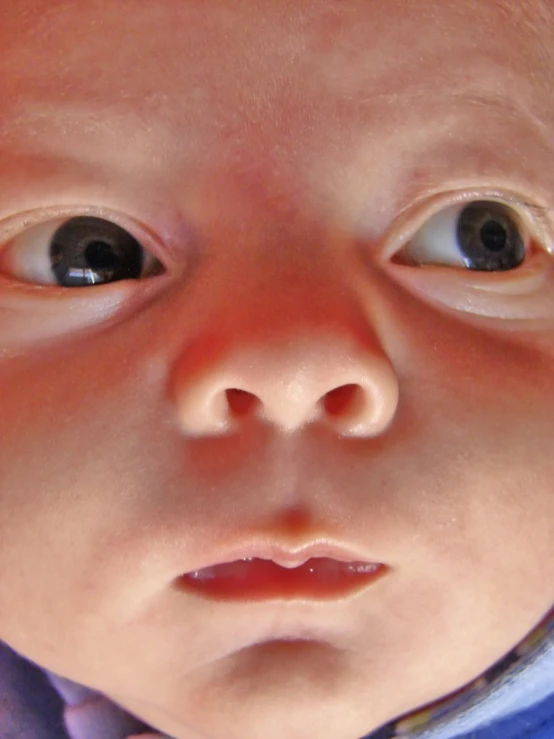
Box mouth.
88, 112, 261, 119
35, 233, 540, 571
179, 557, 386, 601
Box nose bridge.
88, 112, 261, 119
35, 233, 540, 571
167, 170, 400, 436
170, 273, 400, 438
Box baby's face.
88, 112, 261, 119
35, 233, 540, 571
1, 1, 553, 738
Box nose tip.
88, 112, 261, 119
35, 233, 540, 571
173, 338, 399, 438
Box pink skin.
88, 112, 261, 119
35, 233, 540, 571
0, 1, 553, 738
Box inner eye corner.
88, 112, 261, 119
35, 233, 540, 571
389, 248, 418, 267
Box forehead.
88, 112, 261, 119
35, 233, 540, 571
1, 0, 551, 120
1, 0, 553, 231
1, 1, 550, 97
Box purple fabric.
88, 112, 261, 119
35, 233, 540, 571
0, 641, 162, 738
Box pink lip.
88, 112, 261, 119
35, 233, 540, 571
178, 541, 386, 601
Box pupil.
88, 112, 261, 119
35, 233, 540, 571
480, 220, 507, 252
85, 241, 116, 270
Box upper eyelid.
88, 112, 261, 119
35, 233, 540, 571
0, 207, 172, 265
379, 190, 554, 262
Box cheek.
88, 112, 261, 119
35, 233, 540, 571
0, 342, 144, 647
362, 274, 554, 570
371, 267, 554, 436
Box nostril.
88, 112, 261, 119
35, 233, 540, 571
226, 388, 259, 416
323, 384, 359, 416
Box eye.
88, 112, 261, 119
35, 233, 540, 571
1, 215, 165, 287
395, 200, 528, 272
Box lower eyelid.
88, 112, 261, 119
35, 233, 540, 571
386, 250, 554, 325
0, 267, 170, 352
0, 279, 130, 347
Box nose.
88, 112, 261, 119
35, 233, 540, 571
172, 330, 399, 438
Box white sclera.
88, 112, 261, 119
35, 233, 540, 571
407, 203, 468, 268
7, 219, 65, 285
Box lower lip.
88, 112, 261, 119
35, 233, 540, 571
179, 558, 385, 601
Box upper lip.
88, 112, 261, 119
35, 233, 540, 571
183, 540, 382, 573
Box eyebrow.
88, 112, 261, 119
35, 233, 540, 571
0, 100, 172, 177
493, 0, 553, 56
496, 0, 552, 24
357, 85, 553, 161
442, 91, 550, 139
